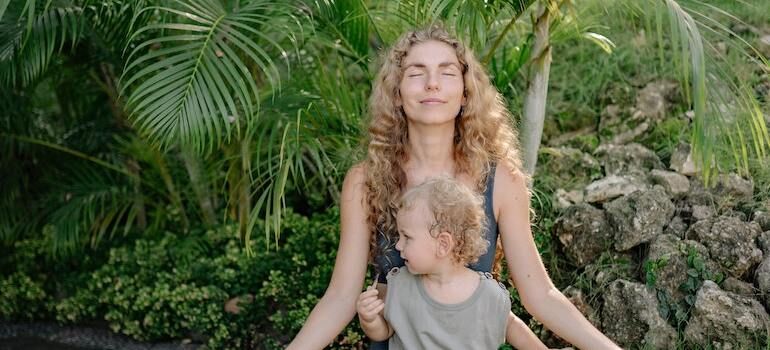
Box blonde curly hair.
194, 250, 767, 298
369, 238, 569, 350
399, 176, 488, 265
364, 24, 527, 272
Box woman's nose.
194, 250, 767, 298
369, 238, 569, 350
425, 73, 439, 91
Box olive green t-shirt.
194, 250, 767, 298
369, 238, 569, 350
383, 267, 511, 349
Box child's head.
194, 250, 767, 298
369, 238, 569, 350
394, 176, 488, 274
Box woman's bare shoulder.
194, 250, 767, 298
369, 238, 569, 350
340, 163, 369, 204
494, 162, 529, 203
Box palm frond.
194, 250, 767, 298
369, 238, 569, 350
652, 0, 769, 182
44, 164, 138, 258
0, 0, 85, 87
242, 53, 365, 250
120, 0, 299, 154
307, 0, 371, 64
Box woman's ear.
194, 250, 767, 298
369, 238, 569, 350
435, 231, 453, 257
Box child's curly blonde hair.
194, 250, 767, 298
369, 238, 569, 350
398, 176, 488, 265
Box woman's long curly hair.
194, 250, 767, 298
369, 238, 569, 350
364, 25, 528, 278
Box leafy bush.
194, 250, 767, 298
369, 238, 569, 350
0, 272, 49, 320
44, 206, 365, 349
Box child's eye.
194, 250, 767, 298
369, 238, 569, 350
408, 73, 422, 77
442, 73, 456, 76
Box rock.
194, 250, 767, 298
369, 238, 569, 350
643, 234, 712, 302
584, 252, 637, 286
686, 216, 763, 278
650, 169, 689, 198
757, 231, 770, 255
538, 147, 602, 191
757, 35, 770, 58
684, 281, 770, 347
669, 143, 699, 176
755, 256, 770, 298
686, 178, 714, 207
554, 203, 613, 267
692, 205, 716, 221
606, 187, 675, 251
714, 173, 754, 203
752, 211, 770, 231
663, 216, 688, 239
554, 188, 584, 210
584, 175, 647, 203
601, 279, 677, 349
594, 143, 664, 177
634, 80, 679, 120
721, 277, 756, 298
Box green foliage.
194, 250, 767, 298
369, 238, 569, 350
0, 272, 49, 320
650, 247, 724, 333
644, 256, 668, 287
0, 207, 364, 349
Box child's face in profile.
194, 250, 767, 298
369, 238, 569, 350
395, 199, 438, 275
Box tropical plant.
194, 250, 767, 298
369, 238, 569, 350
1, 0, 767, 256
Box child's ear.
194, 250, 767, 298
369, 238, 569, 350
435, 231, 453, 257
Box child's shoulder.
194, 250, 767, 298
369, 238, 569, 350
385, 266, 413, 282
476, 272, 511, 301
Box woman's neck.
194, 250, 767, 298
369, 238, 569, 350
405, 120, 455, 176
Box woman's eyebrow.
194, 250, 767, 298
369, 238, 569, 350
403, 62, 461, 70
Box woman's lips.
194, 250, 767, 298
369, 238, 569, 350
420, 98, 446, 104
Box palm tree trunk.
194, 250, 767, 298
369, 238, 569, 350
181, 148, 217, 226
238, 137, 251, 239
520, 3, 553, 182
153, 149, 190, 230
127, 159, 146, 230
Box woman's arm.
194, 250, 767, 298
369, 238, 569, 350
287, 166, 372, 350
494, 164, 620, 350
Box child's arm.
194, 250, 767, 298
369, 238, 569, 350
506, 311, 549, 350
356, 287, 393, 341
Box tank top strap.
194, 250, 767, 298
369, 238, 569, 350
484, 162, 497, 205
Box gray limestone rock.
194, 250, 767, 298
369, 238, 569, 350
601, 279, 677, 349
554, 203, 613, 267
605, 187, 675, 251
684, 281, 770, 347
584, 175, 647, 204
686, 216, 763, 278
669, 143, 699, 176
650, 169, 689, 199
594, 143, 665, 177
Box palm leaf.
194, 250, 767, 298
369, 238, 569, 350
120, 0, 298, 153
44, 164, 138, 258
653, 0, 769, 182
0, 0, 85, 87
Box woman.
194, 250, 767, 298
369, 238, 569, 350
287, 25, 619, 349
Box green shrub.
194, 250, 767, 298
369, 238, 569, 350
0, 272, 49, 320
44, 206, 365, 349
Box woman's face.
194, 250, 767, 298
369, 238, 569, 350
398, 40, 465, 126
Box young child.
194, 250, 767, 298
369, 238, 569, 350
356, 176, 548, 349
